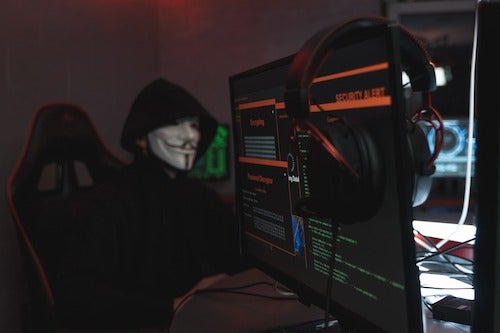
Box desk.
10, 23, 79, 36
170, 268, 470, 333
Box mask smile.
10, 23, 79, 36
147, 117, 201, 171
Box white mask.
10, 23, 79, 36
147, 116, 201, 171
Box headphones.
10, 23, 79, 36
285, 16, 444, 224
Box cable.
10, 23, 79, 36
165, 280, 299, 333
415, 229, 474, 284
416, 238, 476, 264
195, 287, 299, 300
434, 0, 480, 250
274, 280, 297, 297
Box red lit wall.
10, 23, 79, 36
0, 1, 381, 332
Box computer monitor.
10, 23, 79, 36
418, 117, 475, 178
187, 124, 230, 181
472, 1, 500, 332
387, 0, 477, 226
230, 22, 424, 332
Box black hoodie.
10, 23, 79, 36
53, 79, 241, 330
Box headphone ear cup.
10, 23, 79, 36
285, 16, 442, 222
407, 121, 435, 207
294, 121, 384, 224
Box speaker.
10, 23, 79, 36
285, 16, 444, 224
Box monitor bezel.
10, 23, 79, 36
472, 2, 500, 332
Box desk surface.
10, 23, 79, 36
169, 268, 470, 333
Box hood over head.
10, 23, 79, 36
120, 78, 217, 160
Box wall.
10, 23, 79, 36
158, 0, 382, 195
0, 1, 159, 332
0, 1, 381, 332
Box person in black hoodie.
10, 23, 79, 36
53, 78, 242, 330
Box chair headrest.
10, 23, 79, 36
11, 102, 125, 198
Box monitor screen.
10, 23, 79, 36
418, 117, 475, 178
187, 124, 230, 181
472, 2, 500, 332
230, 25, 423, 332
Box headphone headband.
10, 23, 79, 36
285, 16, 436, 119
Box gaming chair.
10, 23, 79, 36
6, 102, 126, 332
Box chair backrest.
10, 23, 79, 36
6, 102, 126, 331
